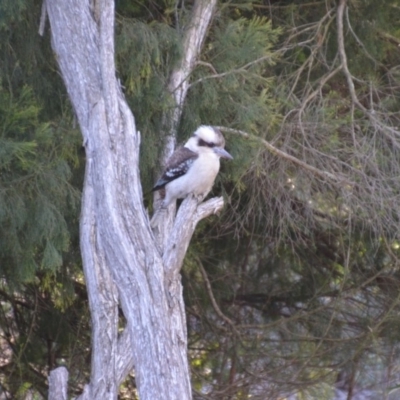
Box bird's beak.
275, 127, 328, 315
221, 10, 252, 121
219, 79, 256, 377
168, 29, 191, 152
213, 147, 233, 160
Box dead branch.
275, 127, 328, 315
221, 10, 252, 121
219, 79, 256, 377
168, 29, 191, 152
48, 367, 68, 400
197, 257, 239, 333
337, 0, 400, 147
217, 126, 350, 185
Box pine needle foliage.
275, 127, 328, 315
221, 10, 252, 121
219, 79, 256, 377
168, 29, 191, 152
0, 0, 26, 29
0, 0, 67, 119
0, 85, 81, 283
180, 15, 281, 197
183, 1, 400, 397
0, 3, 90, 398
116, 6, 282, 194
182, 16, 280, 134
3, 0, 400, 398
116, 17, 182, 189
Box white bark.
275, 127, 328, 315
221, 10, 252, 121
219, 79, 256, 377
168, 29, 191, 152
154, 0, 218, 251
48, 367, 68, 400
165, 0, 218, 153
44, 0, 220, 399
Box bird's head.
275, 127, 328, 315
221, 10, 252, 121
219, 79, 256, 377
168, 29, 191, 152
185, 125, 233, 159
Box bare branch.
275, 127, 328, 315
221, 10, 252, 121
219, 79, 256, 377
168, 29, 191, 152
196, 60, 218, 74
197, 258, 236, 330
161, 0, 218, 164
345, 7, 382, 68
163, 195, 224, 277
155, 0, 218, 248
195, 196, 225, 223
377, 30, 400, 47
337, 0, 400, 146
49, 367, 68, 400
286, 8, 336, 99
189, 54, 275, 89
38, 0, 47, 36
217, 126, 350, 185
336, 0, 357, 106
167, 0, 218, 134
298, 64, 342, 115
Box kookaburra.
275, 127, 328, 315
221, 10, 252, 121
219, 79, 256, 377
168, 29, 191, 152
152, 125, 233, 207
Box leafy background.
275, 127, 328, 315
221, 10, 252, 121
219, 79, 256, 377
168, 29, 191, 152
1, 0, 400, 398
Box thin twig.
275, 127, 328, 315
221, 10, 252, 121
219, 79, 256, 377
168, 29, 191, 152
196, 60, 218, 74
298, 64, 342, 115
345, 7, 383, 68
287, 8, 336, 99
217, 126, 351, 185
38, 0, 47, 36
254, 1, 326, 9
197, 257, 240, 335
338, 1, 400, 150
189, 54, 275, 88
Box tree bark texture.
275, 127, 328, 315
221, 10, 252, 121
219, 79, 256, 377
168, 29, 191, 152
165, 0, 218, 150
48, 367, 68, 400
153, 0, 218, 250
45, 0, 221, 399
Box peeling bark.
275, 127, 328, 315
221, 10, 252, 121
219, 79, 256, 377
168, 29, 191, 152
45, 0, 220, 399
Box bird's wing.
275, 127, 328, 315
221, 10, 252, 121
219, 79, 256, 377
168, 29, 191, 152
152, 147, 198, 191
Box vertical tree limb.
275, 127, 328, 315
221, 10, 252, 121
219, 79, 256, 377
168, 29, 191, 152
79, 153, 119, 399
48, 367, 68, 400
154, 0, 218, 250
166, 0, 218, 141
46, 1, 120, 398
46, 1, 221, 399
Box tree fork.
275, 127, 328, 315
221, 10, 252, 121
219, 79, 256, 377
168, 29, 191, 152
45, 0, 220, 399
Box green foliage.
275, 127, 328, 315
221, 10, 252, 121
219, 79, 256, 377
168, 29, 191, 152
116, 18, 182, 190
183, 16, 280, 132
0, 80, 85, 395
183, 1, 400, 397
0, 0, 26, 30
179, 16, 281, 198
116, 10, 282, 196
117, 20, 181, 95
2, 0, 400, 398
0, 85, 80, 282
0, 0, 66, 119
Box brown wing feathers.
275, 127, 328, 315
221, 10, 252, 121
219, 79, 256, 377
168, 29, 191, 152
152, 147, 199, 191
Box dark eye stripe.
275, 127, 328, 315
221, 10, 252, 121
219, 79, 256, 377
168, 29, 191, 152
198, 139, 215, 148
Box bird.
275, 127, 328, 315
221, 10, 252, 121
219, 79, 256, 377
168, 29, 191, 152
152, 125, 233, 208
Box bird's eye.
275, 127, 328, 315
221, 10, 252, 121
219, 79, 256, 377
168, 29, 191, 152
198, 139, 207, 147
198, 139, 215, 148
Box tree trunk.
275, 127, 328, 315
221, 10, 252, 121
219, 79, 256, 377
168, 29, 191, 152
153, 0, 218, 248
44, 0, 220, 399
